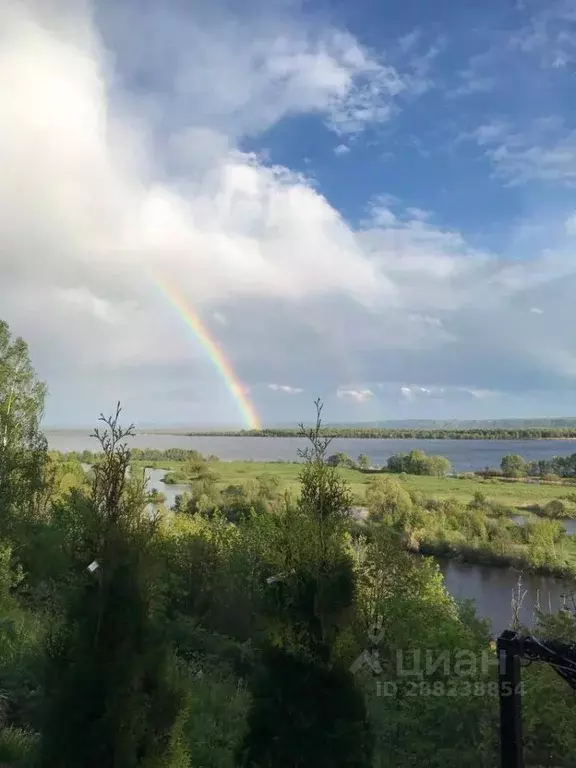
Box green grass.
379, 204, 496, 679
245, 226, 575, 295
394, 474, 572, 508
132, 460, 574, 509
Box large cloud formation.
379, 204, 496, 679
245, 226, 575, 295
2, 0, 576, 426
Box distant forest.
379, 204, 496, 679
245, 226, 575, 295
177, 423, 576, 440
137, 418, 576, 440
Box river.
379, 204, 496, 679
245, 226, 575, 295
439, 560, 574, 635
46, 431, 576, 473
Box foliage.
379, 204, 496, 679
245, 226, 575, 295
543, 498, 576, 518
0, 320, 48, 534
351, 528, 498, 767
184, 425, 576, 439
238, 400, 372, 767
0, 726, 39, 766
239, 647, 373, 767
357, 454, 370, 470
327, 451, 356, 468
39, 406, 189, 768
387, 449, 452, 477
500, 454, 528, 478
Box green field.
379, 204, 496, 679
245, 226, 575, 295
132, 459, 574, 509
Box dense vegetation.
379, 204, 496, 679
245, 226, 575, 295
152, 454, 576, 578
498, 452, 576, 480
180, 426, 576, 439
54, 444, 576, 573
386, 449, 452, 476
4, 318, 576, 765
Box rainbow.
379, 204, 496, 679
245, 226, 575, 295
154, 278, 261, 430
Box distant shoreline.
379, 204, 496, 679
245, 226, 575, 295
135, 429, 576, 441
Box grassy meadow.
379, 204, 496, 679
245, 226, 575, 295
133, 458, 573, 509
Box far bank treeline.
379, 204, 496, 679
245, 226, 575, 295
178, 427, 576, 439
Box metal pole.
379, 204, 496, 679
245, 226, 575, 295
497, 631, 524, 768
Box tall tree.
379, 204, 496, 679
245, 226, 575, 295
40, 405, 189, 768
238, 400, 373, 767
0, 320, 47, 530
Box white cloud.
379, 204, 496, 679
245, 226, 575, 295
405, 207, 429, 221
4, 1, 576, 426
530, 307, 544, 314
398, 30, 421, 54
470, 119, 576, 185
400, 386, 413, 400
0, 3, 392, 327
508, 1, 576, 70
447, 74, 495, 98
414, 315, 443, 327
267, 383, 303, 394
337, 387, 374, 402
566, 214, 576, 234
59, 287, 120, 325
462, 388, 499, 400
334, 143, 351, 155
399, 384, 446, 400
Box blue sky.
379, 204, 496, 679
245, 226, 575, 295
1, 0, 576, 427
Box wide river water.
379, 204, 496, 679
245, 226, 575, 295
46, 431, 576, 472
53, 431, 576, 636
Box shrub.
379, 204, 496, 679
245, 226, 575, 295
544, 499, 576, 518
500, 454, 528, 478
0, 727, 38, 766
386, 450, 451, 476
366, 478, 413, 523
467, 491, 487, 510
487, 501, 516, 518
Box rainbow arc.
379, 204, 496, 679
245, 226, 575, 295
155, 277, 261, 430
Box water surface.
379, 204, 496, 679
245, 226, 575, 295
439, 559, 573, 636
47, 432, 576, 473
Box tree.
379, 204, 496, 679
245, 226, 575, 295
185, 455, 219, 485
524, 519, 564, 569
326, 452, 353, 468
40, 405, 189, 768
426, 455, 452, 477
357, 454, 370, 470
404, 449, 429, 475
0, 320, 48, 530
386, 449, 450, 476
500, 454, 528, 478
238, 400, 373, 767
352, 528, 498, 767
365, 477, 413, 523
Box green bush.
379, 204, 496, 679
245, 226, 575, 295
487, 501, 516, 518
0, 727, 38, 766
544, 499, 576, 518
386, 449, 451, 477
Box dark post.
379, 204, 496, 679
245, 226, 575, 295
497, 631, 524, 768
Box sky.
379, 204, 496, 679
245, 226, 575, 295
2, 0, 576, 427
